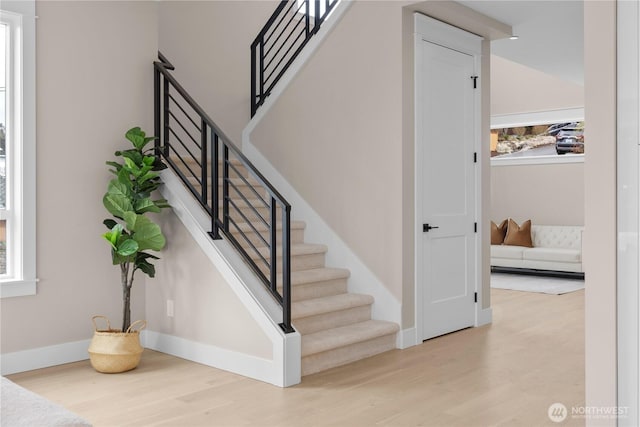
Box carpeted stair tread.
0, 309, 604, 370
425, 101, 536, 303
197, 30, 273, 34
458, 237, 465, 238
248, 243, 328, 260
172, 156, 244, 167
290, 268, 350, 286
231, 220, 306, 234
292, 293, 373, 320
187, 175, 262, 187
301, 320, 400, 357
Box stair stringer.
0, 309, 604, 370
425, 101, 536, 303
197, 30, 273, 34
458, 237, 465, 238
154, 168, 302, 387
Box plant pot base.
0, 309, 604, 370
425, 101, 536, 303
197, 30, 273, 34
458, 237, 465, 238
88, 350, 143, 373
88, 317, 145, 374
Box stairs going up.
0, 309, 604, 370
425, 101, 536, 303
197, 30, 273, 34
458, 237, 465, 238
174, 157, 399, 377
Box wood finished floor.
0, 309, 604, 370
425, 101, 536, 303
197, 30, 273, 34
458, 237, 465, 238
7, 288, 585, 427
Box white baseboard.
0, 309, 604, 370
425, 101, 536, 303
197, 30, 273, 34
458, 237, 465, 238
159, 170, 301, 387
396, 327, 418, 349
143, 331, 296, 387
476, 307, 493, 327
1, 339, 91, 376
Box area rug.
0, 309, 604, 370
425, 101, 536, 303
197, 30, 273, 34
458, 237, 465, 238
1, 377, 92, 427
490, 273, 585, 295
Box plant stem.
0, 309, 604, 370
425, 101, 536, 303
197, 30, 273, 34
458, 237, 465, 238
121, 262, 131, 332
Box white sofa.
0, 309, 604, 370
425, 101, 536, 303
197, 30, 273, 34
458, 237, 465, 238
491, 225, 584, 273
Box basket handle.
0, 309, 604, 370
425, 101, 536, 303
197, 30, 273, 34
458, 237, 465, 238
126, 320, 147, 334
92, 315, 111, 332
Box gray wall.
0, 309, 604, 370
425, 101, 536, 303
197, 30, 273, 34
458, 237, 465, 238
491, 162, 584, 226
1, 1, 157, 353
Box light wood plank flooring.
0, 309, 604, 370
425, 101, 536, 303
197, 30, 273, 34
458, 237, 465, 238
8, 288, 584, 426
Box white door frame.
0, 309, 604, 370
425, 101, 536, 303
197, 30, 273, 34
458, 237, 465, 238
617, 0, 640, 424
413, 13, 484, 343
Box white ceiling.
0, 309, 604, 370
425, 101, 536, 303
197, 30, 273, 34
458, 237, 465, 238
457, 0, 584, 85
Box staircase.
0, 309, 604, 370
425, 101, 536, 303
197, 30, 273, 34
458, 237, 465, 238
177, 157, 399, 376
154, 0, 399, 380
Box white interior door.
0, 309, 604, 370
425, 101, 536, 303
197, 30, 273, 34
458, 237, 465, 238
417, 37, 477, 341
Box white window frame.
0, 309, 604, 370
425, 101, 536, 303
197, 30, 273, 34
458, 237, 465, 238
0, 1, 36, 298
490, 107, 585, 166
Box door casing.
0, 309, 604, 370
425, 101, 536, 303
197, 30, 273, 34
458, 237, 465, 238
413, 12, 484, 343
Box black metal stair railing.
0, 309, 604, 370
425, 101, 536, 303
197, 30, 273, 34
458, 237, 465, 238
154, 52, 294, 333
251, 0, 339, 117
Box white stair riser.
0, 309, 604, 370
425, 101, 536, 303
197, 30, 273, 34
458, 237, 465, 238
191, 182, 268, 200
255, 252, 326, 275
293, 305, 371, 335
230, 228, 305, 249
173, 161, 249, 178
288, 278, 348, 302
301, 333, 397, 376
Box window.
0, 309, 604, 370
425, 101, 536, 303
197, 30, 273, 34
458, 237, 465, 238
491, 108, 585, 166
0, 2, 36, 298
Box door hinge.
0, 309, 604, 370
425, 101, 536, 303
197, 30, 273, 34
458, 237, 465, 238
474, 292, 478, 303
471, 75, 478, 89
474, 222, 478, 233
473, 152, 477, 163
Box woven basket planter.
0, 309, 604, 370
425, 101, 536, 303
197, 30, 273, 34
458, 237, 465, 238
88, 316, 146, 374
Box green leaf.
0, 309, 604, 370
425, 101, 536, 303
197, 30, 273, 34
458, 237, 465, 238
102, 223, 123, 249
103, 219, 118, 230
137, 252, 160, 261
142, 156, 155, 167
111, 250, 132, 265
125, 127, 147, 150
135, 254, 156, 277
123, 157, 141, 176
123, 211, 137, 232
130, 215, 165, 252
153, 199, 171, 209
106, 161, 122, 172
134, 198, 161, 214
120, 149, 143, 166
116, 238, 139, 257
103, 179, 133, 219
137, 171, 159, 185
125, 127, 157, 151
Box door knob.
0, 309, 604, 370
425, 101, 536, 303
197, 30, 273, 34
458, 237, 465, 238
423, 224, 439, 232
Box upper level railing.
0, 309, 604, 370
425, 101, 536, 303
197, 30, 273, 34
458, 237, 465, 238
154, 52, 294, 333
250, 0, 339, 117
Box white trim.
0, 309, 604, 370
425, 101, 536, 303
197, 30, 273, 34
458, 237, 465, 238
0, 278, 36, 297
491, 107, 584, 129
414, 12, 483, 55
143, 331, 297, 387
617, 0, 640, 424
159, 169, 301, 387
414, 13, 484, 342
243, 0, 353, 138
242, 141, 402, 326
475, 307, 493, 327
0, 1, 36, 298
1, 339, 91, 375
491, 153, 584, 167
396, 327, 417, 349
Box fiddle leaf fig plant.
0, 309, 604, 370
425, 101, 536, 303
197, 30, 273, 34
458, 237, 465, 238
102, 127, 170, 332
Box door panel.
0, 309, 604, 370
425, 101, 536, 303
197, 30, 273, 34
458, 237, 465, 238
419, 39, 476, 341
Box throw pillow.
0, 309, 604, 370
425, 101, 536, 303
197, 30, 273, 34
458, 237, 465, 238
491, 219, 508, 245
504, 219, 533, 247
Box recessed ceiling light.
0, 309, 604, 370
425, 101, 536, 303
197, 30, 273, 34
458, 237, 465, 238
509, 35, 519, 40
